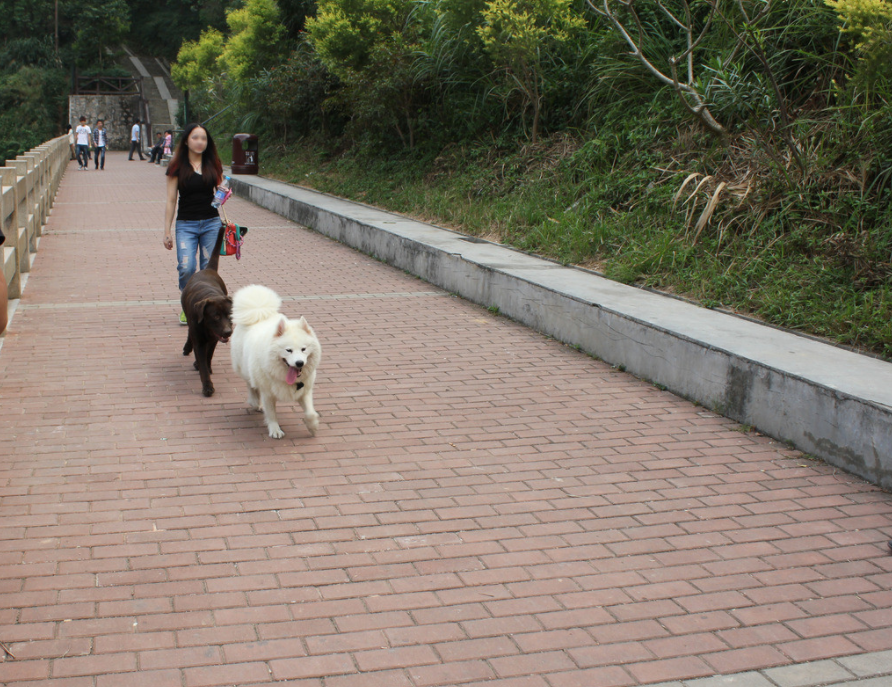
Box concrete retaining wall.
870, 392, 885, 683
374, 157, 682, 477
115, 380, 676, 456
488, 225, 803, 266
230, 174, 892, 490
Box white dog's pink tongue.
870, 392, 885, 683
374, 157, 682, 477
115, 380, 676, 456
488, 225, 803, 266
286, 367, 298, 385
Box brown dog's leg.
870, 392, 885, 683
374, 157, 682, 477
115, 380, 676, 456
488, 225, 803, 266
195, 339, 214, 397
195, 340, 218, 375
206, 339, 218, 375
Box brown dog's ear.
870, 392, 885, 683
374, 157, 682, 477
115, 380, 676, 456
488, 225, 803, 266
195, 299, 209, 323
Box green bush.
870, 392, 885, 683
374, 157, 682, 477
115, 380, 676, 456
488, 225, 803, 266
0, 65, 66, 161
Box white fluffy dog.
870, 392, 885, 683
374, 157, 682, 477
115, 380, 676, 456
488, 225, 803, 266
230, 284, 321, 439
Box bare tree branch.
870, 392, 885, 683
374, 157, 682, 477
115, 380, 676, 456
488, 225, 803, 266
655, 0, 687, 31
587, 0, 728, 140
707, 0, 806, 176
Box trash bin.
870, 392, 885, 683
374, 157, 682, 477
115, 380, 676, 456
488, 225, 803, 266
231, 133, 259, 174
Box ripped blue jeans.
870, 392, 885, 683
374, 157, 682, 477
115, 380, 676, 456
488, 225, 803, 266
175, 218, 220, 291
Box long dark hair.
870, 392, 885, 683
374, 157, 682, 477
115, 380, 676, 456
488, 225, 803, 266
166, 123, 223, 188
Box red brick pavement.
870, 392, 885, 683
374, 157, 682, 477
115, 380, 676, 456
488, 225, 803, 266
1, 151, 892, 685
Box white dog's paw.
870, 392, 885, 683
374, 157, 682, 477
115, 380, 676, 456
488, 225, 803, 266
268, 424, 285, 439
305, 413, 320, 436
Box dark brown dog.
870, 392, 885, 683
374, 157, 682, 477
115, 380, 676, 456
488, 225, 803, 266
181, 222, 233, 397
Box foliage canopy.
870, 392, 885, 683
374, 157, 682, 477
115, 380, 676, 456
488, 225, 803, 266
826, 0, 892, 84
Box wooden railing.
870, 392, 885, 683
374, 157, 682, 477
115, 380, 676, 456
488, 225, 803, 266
73, 76, 142, 95
1, 136, 69, 303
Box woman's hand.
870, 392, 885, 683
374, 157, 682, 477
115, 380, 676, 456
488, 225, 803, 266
164, 175, 179, 251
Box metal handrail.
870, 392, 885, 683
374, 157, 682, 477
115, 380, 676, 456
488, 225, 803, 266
202, 105, 232, 127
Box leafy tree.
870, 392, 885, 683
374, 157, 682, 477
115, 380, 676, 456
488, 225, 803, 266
307, 0, 408, 72
587, 0, 729, 140
250, 41, 341, 142
125, 0, 223, 60
477, 0, 586, 142
172, 0, 289, 140
825, 0, 892, 86
221, 0, 287, 80
435, 0, 488, 29
73, 0, 131, 68
0, 0, 56, 41
0, 66, 67, 160
0, 0, 70, 158
0, 37, 62, 71
411, 0, 493, 138
276, 0, 318, 41
172, 28, 226, 90
306, 0, 432, 147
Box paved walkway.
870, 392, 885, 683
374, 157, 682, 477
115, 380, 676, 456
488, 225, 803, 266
2, 152, 892, 686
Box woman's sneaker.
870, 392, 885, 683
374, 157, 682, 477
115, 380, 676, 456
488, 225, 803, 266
179, 311, 188, 326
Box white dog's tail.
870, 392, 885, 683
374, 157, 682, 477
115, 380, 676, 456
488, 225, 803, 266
232, 284, 283, 326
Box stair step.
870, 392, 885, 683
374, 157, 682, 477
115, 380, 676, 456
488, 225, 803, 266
117, 51, 183, 132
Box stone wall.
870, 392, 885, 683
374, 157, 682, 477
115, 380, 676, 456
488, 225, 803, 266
68, 95, 144, 151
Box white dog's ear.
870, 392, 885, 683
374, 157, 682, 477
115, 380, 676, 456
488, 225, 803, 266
275, 317, 286, 337
297, 316, 314, 334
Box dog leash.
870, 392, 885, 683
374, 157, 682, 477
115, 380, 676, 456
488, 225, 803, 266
219, 207, 243, 260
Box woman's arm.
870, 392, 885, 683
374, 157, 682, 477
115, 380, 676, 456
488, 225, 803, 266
163, 174, 178, 250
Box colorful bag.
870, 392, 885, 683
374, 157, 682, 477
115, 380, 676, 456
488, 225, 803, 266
219, 208, 248, 259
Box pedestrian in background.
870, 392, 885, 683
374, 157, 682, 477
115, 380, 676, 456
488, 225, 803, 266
128, 118, 145, 160
66, 124, 75, 160
148, 132, 164, 164
92, 119, 108, 170
75, 116, 91, 170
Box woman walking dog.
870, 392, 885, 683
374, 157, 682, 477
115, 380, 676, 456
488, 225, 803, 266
162, 124, 225, 324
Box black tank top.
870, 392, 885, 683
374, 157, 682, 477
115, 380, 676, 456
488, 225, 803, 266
176, 171, 219, 221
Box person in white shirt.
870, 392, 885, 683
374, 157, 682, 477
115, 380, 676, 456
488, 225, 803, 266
75, 116, 92, 170
128, 118, 145, 160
